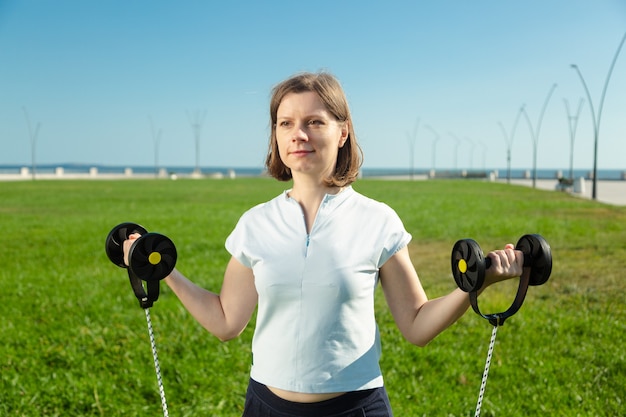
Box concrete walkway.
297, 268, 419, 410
503, 178, 626, 206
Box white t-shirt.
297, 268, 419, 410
225, 185, 412, 393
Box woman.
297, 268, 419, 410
124, 72, 522, 416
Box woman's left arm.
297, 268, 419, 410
380, 244, 522, 347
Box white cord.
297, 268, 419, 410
145, 307, 169, 417
474, 325, 498, 417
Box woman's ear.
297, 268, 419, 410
338, 122, 349, 148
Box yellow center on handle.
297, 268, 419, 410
458, 259, 467, 274
148, 252, 162, 265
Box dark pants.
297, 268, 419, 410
242, 379, 394, 417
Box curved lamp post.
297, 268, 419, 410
187, 109, 206, 176
478, 140, 487, 171
520, 83, 558, 188
406, 118, 420, 180
464, 137, 475, 170
563, 98, 584, 182
22, 107, 41, 181
570, 30, 626, 200
149, 116, 163, 178
448, 132, 462, 172
424, 124, 440, 175
498, 105, 525, 184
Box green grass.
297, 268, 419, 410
1, 178, 624, 416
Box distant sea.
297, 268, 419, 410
0, 163, 624, 180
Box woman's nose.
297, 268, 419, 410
292, 124, 308, 141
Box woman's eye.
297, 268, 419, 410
278, 121, 292, 128
308, 119, 323, 126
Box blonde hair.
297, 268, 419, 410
265, 72, 363, 187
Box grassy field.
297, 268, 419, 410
1, 178, 624, 416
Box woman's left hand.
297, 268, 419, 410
484, 243, 524, 286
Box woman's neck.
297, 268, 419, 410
289, 176, 343, 203
289, 176, 343, 233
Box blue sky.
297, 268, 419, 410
1, 0, 625, 171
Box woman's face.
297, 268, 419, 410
275, 91, 348, 181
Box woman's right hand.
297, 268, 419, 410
122, 233, 142, 266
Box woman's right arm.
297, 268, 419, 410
123, 233, 257, 341
164, 257, 258, 341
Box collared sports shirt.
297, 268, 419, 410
225, 185, 412, 393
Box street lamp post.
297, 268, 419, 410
22, 107, 41, 181
497, 122, 512, 183
520, 83, 558, 189
570, 29, 626, 200
187, 109, 207, 176
424, 125, 440, 175
464, 137, 475, 170
448, 132, 461, 172
149, 116, 163, 178
563, 98, 584, 182
406, 118, 420, 180
478, 140, 487, 171
498, 105, 524, 184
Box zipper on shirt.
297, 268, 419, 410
305, 234, 311, 257
287, 191, 328, 258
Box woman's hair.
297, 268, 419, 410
265, 72, 363, 187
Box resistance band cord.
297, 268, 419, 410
144, 307, 169, 417
474, 324, 499, 417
